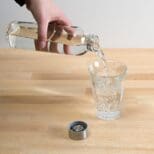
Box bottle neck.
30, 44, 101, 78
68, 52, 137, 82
85, 34, 100, 52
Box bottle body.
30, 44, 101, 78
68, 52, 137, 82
7, 21, 100, 55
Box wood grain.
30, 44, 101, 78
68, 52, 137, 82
0, 48, 154, 154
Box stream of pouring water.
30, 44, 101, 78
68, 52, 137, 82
95, 46, 109, 77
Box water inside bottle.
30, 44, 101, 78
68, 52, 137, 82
7, 22, 87, 55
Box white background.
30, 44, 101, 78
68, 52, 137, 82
1, 0, 154, 48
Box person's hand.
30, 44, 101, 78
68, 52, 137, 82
26, 0, 72, 54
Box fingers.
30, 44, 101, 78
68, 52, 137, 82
55, 14, 75, 41
48, 23, 61, 53
48, 22, 73, 54
37, 22, 74, 54
51, 25, 63, 41
51, 25, 72, 54
63, 26, 74, 40
63, 44, 70, 54
56, 17, 74, 40
49, 42, 58, 53
56, 13, 71, 27
47, 22, 56, 40
34, 39, 48, 51
37, 21, 48, 51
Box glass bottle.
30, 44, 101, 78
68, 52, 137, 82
7, 21, 101, 55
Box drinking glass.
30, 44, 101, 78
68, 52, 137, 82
88, 59, 127, 120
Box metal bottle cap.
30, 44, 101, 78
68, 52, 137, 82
68, 121, 88, 140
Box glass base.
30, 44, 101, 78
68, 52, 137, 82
96, 111, 120, 120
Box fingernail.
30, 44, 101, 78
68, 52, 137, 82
39, 41, 46, 50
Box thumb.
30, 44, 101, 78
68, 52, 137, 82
37, 21, 48, 50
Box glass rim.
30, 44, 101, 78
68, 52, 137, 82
88, 59, 127, 78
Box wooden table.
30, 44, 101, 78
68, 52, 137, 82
0, 48, 154, 154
